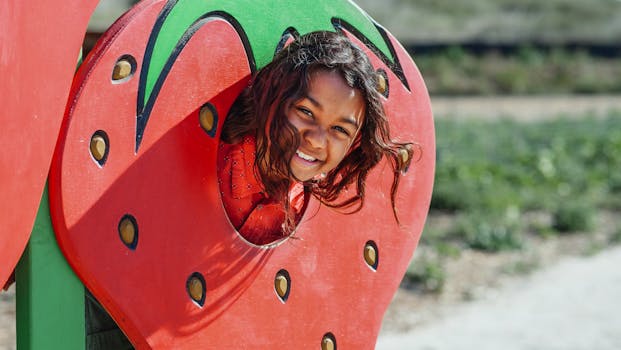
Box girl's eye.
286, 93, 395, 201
297, 107, 313, 118
333, 125, 351, 137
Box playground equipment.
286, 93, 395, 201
2, 0, 434, 348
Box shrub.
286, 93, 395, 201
453, 210, 523, 252
402, 254, 446, 293
552, 200, 595, 233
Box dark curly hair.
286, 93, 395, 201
221, 30, 413, 234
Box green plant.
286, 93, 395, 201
609, 227, 621, 244
419, 114, 621, 278
453, 211, 523, 252
552, 200, 595, 233
402, 254, 446, 293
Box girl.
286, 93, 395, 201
218, 30, 413, 245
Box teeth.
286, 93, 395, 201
296, 150, 316, 162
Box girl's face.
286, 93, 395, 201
286, 69, 365, 182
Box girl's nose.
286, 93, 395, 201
304, 127, 327, 149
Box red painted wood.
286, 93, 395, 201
0, 0, 98, 287
50, 1, 434, 348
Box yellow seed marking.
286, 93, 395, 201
90, 135, 107, 161
275, 274, 288, 298
112, 60, 132, 80
364, 244, 377, 268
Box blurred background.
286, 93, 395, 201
2, 0, 621, 349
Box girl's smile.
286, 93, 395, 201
287, 69, 365, 182
295, 149, 321, 163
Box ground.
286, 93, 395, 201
0, 286, 15, 350
378, 244, 621, 350
379, 211, 619, 335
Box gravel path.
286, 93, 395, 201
0, 286, 15, 350
377, 245, 621, 350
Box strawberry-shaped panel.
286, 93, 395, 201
50, 0, 434, 348
0, 0, 98, 287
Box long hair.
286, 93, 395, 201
221, 31, 413, 233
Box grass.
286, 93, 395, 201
404, 111, 621, 291
431, 114, 621, 216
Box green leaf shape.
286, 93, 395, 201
141, 0, 393, 112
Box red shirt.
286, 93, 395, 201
217, 135, 306, 245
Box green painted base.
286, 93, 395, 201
15, 186, 85, 350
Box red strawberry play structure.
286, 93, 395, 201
2, 1, 434, 349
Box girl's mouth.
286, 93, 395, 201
294, 150, 321, 167
296, 150, 317, 162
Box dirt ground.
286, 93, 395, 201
1, 95, 620, 349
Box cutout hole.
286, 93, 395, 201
217, 130, 309, 246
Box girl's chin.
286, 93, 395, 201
291, 170, 315, 182
290, 159, 321, 182
291, 164, 323, 182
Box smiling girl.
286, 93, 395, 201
218, 30, 412, 245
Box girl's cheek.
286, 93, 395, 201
337, 145, 352, 162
